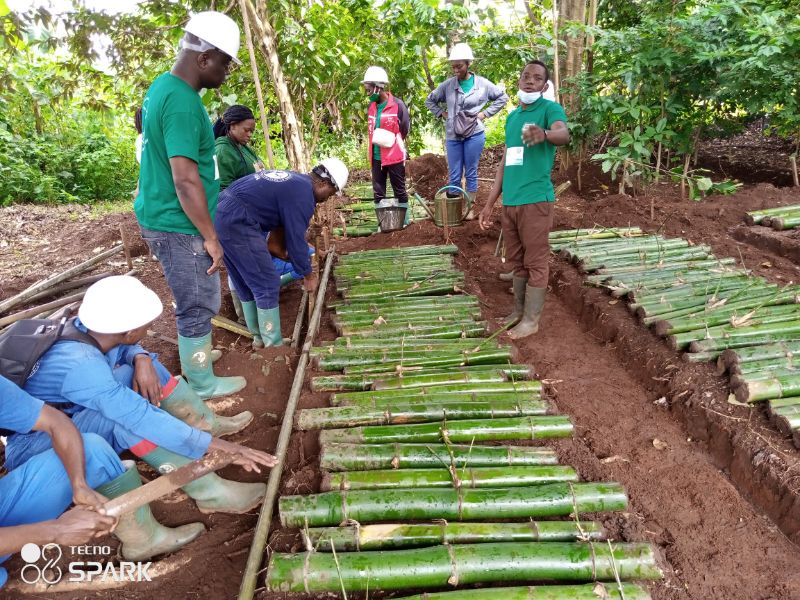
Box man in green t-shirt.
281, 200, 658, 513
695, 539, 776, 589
479, 61, 569, 339
135, 11, 247, 400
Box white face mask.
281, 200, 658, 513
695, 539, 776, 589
517, 89, 543, 105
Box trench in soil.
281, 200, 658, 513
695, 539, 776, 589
4, 160, 800, 599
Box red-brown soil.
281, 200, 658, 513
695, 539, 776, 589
3, 151, 800, 599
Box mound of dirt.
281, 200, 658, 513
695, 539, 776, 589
407, 153, 448, 199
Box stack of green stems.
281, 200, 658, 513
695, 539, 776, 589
557, 235, 677, 260
580, 246, 710, 272
332, 293, 479, 312
597, 260, 740, 288
337, 315, 483, 337
330, 381, 542, 406
317, 415, 572, 445
734, 373, 800, 403
587, 253, 717, 277
644, 285, 791, 330
265, 541, 661, 593
319, 442, 560, 471
586, 258, 733, 286
333, 304, 482, 324
717, 341, 800, 374
316, 348, 511, 372
607, 271, 749, 299
667, 305, 800, 350
331, 391, 543, 409
549, 226, 643, 245
279, 482, 628, 527
744, 205, 800, 225
627, 277, 767, 307
321, 465, 579, 491
329, 321, 488, 339
296, 399, 548, 429
336, 268, 460, 290
729, 355, 797, 375
332, 226, 377, 237
312, 342, 501, 363
335, 258, 456, 281
316, 335, 491, 352
303, 521, 605, 551
393, 584, 651, 600
767, 397, 800, 438
338, 244, 458, 261
687, 320, 800, 353
342, 276, 465, 300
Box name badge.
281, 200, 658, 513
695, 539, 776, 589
505, 146, 524, 167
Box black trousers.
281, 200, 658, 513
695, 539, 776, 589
371, 157, 408, 203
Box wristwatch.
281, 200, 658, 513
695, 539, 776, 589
543, 129, 549, 141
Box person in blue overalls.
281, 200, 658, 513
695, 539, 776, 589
0, 374, 210, 584
215, 158, 348, 348
7, 276, 278, 523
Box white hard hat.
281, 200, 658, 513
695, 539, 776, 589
362, 66, 389, 85
317, 158, 349, 192
78, 276, 163, 334
448, 43, 474, 62
184, 11, 242, 65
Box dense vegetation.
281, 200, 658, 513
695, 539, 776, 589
0, 0, 797, 204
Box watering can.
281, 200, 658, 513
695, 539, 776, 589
432, 185, 471, 227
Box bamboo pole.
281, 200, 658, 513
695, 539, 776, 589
211, 314, 253, 338
0, 291, 87, 328
239, 0, 275, 169
319, 443, 559, 471
322, 465, 578, 491
333, 392, 543, 409
0, 244, 123, 314
23, 271, 116, 305
304, 521, 605, 551
330, 381, 543, 406
265, 541, 660, 592
280, 482, 627, 527
237, 249, 335, 600
394, 584, 651, 600
318, 415, 572, 445
290, 289, 308, 348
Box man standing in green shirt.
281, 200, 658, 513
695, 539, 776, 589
135, 11, 247, 400
479, 61, 569, 339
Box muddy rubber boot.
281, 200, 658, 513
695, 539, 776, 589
241, 300, 265, 349
256, 307, 283, 347
160, 377, 253, 437
505, 276, 527, 327
178, 333, 247, 400
95, 461, 205, 560
464, 191, 477, 221
141, 448, 266, 515
498, 271, 514, 282
509, 286, 546, 340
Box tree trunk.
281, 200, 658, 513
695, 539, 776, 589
245, 0, 308, 172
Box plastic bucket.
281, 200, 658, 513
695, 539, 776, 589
376, 206, 407, 232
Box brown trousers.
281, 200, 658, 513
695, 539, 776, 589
501, 202, 554, 287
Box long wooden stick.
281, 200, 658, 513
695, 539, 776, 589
0, 244, 123, 314
119, 224, 134, 271
239, 0, 275, 169
0, 291, 86, 328
212, 314, 254, 338
290, 289, 308, 348
552, 0, 560, 102
238, 248, 335, 600
103, 451, 234, 518
24, 271, 115, 305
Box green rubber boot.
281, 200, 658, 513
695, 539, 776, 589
141, 448, 266, 514
505, 276, 527, 327
95, 461, 205, 561
241, 301, 265, 349
160, 377, 253, 437
230, 288, 246, 324
178, 333, 247, 400
509, 285, 546, 340
256, 307, 283, 347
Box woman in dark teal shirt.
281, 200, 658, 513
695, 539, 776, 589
213, 105, 265, 190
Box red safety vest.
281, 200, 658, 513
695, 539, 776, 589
367, 94, 407, 167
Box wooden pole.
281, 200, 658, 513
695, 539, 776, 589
552, 0, 560, 102
212, 315, 254, 338
290, 289, 308, 348
0, 291, 86, 328
238, 249, 335, 600
118, 224, 134, 271
0, 244, 123, 315
25, 271, 115, 305
790, 155, 799, 187
239, 0, 275, 169
103, 451, 234, 518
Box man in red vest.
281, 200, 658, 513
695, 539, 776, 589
363, 66, 410, 208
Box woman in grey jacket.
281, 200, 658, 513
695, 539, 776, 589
425, 43, 508, 206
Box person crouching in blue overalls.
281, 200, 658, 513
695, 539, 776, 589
215, 158, 348, 348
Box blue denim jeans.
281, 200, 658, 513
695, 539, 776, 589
445, 131, 486, 193
140, 228, 220, 337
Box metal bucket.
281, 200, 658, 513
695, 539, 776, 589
433, 186, 469, 227
375, 206, 407, 232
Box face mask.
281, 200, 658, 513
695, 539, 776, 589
517, 89, 542, 105
369, 92, 380, 102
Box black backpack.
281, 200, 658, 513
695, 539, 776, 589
0, 317, 102, 437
